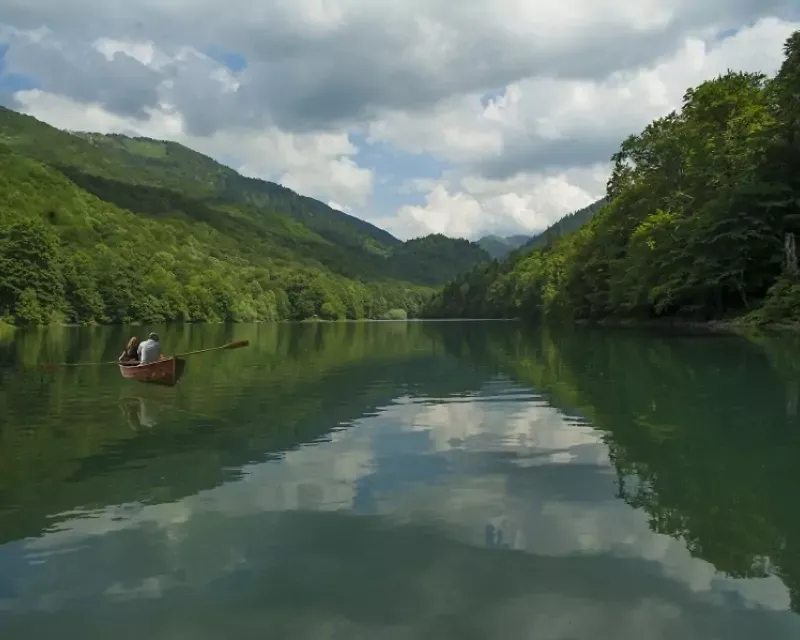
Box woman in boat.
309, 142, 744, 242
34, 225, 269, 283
119, 336, 140, 365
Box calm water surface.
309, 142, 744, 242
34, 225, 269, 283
1, 321, 800, 638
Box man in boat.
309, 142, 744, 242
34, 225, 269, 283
137, 332, 162, 364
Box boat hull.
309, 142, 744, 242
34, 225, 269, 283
119, 357, 186, 386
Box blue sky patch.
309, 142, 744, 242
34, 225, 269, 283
216, 154, 243, 171
480, 88, 507, 108
0, 45, 38, 93
716, 27, 739, 40
354, 134, 449, 218
204, 45, 247, 72
0, 72, 38, 93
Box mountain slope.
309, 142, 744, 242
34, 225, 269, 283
0, 107, 487, 287
477, 234, 531, 259
78, 132, 401, 256
0, 110, 396, 255
0, 144, 431, 324
387, 234, 491, 285
521, 199, 606, 252
423, 199, 607, 318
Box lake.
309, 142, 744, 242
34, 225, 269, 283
1, 321, 800, 639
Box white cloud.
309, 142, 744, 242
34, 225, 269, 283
275, 154, 372, 208
371, 17, 799, 238
92, 37, 165, 68
369, 16, 797, 172
13, 89, 183, 137
1, 4, 798, 238
387, 166, 608, 239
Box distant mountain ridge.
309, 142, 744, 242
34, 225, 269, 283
520, 199, 607, 252
475, 201, 607, 261
476, 234, 531, 259
422, 198, 608, 319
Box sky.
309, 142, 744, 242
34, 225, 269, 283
0, 2, 798, 241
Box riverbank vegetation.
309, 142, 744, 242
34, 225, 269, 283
425, 31, 800, 327
0, 108, 490, 325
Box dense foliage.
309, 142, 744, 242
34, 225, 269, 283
386, 234, 493, 285
0, 108, 489, 324
427, 31, 800, 325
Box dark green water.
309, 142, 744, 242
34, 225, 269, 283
1, 321, 800, 639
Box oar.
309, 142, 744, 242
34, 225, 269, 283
39, 359, 121, 370
174, 339, 249, 358
40, 339, 249, 370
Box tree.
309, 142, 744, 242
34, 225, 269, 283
0, 219, 64, 322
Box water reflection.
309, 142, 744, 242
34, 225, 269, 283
0, 322, 799, 638
483, 326, 800, 614
119, 396, 160, 430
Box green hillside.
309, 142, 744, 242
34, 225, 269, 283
0, 110, 397, 256
0, 145, 426, 324
425, 30, 800, 325
74, 132, 401, 258
0, 107, 489, 325
387, 234, 490, 285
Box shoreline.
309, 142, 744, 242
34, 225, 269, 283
3, 315, 799, 334
574, 316, 800, 335
0, 317, 519, 331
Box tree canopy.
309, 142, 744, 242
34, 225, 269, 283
426, 30, 800, 326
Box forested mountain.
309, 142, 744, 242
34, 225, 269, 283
477, 234, 531, 259
521, 199, 606, 252
422, 199, 607, 318
425, 30, 800, 326
0, 109, 396, 255
386, 234, 491, 285
0, 107, 488, 324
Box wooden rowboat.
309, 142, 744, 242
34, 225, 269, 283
119, 357, 186, 386
43, 340, 248, 384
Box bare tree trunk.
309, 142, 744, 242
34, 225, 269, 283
785, 232, 798, 277
737, 272, 749, 309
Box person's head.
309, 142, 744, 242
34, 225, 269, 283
126, 336, 139, 351
148, 332, 159, 342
